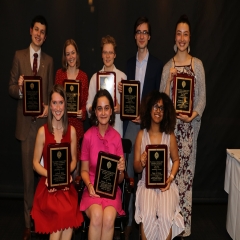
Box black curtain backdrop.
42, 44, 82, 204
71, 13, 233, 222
1, 0, 239, 202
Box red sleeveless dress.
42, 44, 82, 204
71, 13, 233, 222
31, 124, 83, 234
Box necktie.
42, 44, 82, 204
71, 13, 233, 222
33, 53, 38, 76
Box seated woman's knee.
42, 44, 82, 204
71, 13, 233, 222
89, 208, 103, 227
102, 209, 116, 229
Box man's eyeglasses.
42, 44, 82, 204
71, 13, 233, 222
102, 51, 115, 55
135, 30, 149, 36
153, 104, 164, 112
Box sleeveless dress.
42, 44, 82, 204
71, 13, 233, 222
55, 69, 89, 156
31, 124, 83, 234
173, 58, 196, 237
80, 126, 125, 215
135, 129, 184, 240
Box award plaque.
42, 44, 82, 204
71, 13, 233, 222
63, 79, 81, 116
94, 151, 120, 199
97, 72, 116, 105
47, 142, 70, 190
172, 73, 194, 116
22, 76, 43, 116
145, 144, 168, 188
120, 80, 140, 120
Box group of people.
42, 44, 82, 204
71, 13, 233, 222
9, 13, 205, 240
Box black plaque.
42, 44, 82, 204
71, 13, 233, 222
47, 142, 70, 190
120, 80, 140, 120
22, 76, 43, 116
97, 72, 116, 105
94, 151, 120, 199
172, 73, 194, 116
145, 144, 168, 188
63, 79, 81, 116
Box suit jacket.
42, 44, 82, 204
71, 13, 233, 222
9, 47, 54, 141
123, 53, 163, 135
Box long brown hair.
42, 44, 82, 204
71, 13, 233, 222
47, 84, 68, 135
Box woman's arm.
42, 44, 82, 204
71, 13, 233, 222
33, 126, 47, 177
86, 73, 96, 117
192, 58, 206, 117
78, 72, 89, 121
134, 130, 146, 173
70, 125, 77, 172
160, 133, 180, 192
81, 160, 100, 198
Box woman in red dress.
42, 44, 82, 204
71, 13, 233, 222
55, 39, 88, 172
31, 84, 83, 239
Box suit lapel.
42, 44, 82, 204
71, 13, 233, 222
38, 52, 45, 76
23, 48, 32, 74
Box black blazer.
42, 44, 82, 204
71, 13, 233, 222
123, 53, 163, 135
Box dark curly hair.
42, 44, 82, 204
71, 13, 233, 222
140, 91, 176, 134
90, 89, 115, 126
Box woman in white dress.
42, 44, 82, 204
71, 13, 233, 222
134, 91, 184, 240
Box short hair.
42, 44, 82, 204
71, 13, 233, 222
47, 84, 68, 135
31, 15, 48, 35
175, 14, 191, 34
101, 35, 117, 53
61, 39, 80, 71
134, 16, 151, 36
90, 89, 115, 126
140, 91, 176, 134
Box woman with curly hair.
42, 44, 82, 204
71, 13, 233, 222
134, 91, 184, 240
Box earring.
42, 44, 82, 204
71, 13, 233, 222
95, 119, 98, 125
188, 46, 190, 53
174, 44, 178, 53
109, 118, 112, 123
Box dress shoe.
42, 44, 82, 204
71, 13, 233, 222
124, 226, 132, 240
23, 227, 31, 240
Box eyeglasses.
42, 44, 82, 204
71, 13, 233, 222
153, 104, 164, 112
102, 51, 115, 55
135, 30, 149, 36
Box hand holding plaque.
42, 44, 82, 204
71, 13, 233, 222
145, 144, 168, 188
22, 76, 43, 116
97, 72, 116, 105
94, 151, 120, 199
47, 142, 70, 190
172, 73, 194, 116
120, 80, 140, 120
63, 79, 81, 117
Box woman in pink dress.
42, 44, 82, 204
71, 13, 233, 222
55, 39, 88, 164
31, 84, 83, 239
80, 89, 125, 240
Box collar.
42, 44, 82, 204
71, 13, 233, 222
29, 44, 41, 58
136, 49, 149, 63
101, 64, 116, 72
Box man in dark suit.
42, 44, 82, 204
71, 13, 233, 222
122, 16, 163, 239
8, 15, 54, 240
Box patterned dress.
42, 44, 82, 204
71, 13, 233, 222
135, 129, 185, 240
160, 57, 206, 236
55, 69, 89, 156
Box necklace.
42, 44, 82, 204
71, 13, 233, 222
52, 125, 63, 130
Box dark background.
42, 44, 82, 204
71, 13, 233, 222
1, 0, 239, 202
